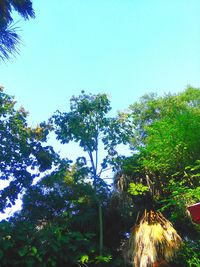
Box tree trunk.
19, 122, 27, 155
99, 202, 103, 256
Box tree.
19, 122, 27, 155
0, 90, 131, 266
1, 165, 101, 267
52, 91, 132, 257
116, 86, 200, 266
130, 87, 200, 209
117, 87, 200, 198
0, 0, 35, 60
0, 86, 58, 212
2, 157, 129, 266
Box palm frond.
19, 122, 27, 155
0, 23, 21, 61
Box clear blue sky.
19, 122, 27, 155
0, 0, 200, 220
0, 0, 200, 126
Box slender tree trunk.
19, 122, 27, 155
89, 149, 104, 257
99, 202, 103, 256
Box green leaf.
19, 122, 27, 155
95, 255, 112, 263
18, 246, 28, 257
30, 246, 37, 255
128, 182, 149, 196
79, 254, 89, 264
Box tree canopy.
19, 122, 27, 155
116, 86, 200, 266
0, 86, 58, 212
0, 87, 200, 266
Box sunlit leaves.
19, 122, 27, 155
128, 182, 149, 196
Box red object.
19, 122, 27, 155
187, 202, 200, 224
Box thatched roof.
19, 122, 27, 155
124, 210, 182, 267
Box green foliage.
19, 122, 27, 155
143, 105, 200, 174
52, 91, 132, 179
0, 87, 59, 212
0, 219, 97, 267
116, 87, 200, 265
2, 87, 200, 266
128, 182, 149, 196
0, 163, 107, 266
52, 91, 133, 256
124, 87, 200, 194
79, 254, 89, 264
95, 254, 112, 264
176, 240, 200, 267
0, 164, 101, 266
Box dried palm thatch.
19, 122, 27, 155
124, 210, 182, 267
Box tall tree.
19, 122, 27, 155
52, 91, 132, 256
0, 0, 35, 60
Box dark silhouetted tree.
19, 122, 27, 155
0, 0, 35, 60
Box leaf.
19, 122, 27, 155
18, 246, 28, 257
30, 246, 37, 255
95, 255, 112, 263
128, 183, 149, 196
79, 254, 89, 264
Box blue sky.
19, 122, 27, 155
0, 0, 200, 126
0, 0, 200, 220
